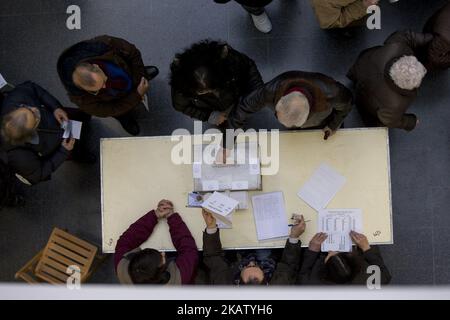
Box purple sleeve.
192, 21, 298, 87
167, 213, 199, 284
113, 210, 158, 270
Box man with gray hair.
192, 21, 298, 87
348, 30, 432, 131
229, 70, 353, 140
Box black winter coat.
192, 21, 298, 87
297, 246, 392, 285
1, 82, 68, 185
171, 46, 263, 122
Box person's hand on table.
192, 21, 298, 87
323, 126, 336, 140
202, 209, 217, 229
308, 232, 328, 252
350, 230, 371, 252
54, 108, 69, 125
155, 199, 174, 219
289, 214, 306, 238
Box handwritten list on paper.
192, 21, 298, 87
318, 208, 363, 252
251, 191, 289, 241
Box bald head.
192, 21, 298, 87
72, 63, 106, 92
1, 107, 39, 145
275, 91, 310, 128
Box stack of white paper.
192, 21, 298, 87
318, 208, 363, 252
297, 163, 346, 211
251, 191, 289, 241
201, 191, 239, 226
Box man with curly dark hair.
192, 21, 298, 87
169, 40, 263, 129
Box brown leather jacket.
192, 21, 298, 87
229, 70, 353, 130
57, 35, 146, 117
347, 30, 433, 131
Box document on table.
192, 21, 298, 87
251, 191, 289, 241
62, 120, 83, 140
318, 208, 363, 252
201, 191, 239, 226
297, 163, 346, 211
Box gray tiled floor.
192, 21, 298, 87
0, 0, 449, 284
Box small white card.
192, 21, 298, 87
249, 162, 260, 175
202, 180, 219, 191
62, 120, 83, 140
231, 180, 249, 190
192, 163, 202, 179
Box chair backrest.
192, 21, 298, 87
35, 228, 98, 284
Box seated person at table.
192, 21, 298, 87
0, 81, 93, 186
229, 70, 353, 140
297, 231, 392, 285
114, 199, 199, 285
201, 209, 304, 285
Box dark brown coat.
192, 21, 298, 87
229, 70, 353, 130
57, 35, 146, 117
347, 30, 433, 131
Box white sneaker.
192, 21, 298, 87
250, 12, 272, 33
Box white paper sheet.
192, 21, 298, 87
318, 208, 363, 252
229, 191, 248, 210
202, 191, 239, 226
297, 163, 346, 211
217, 212, 233, 229
202, 180, 219, 191
249, 162, 260, 175
251, 191, 289, 241
231, 180, 249, 190
62, 120, 83, 140
192, 163, 202, 179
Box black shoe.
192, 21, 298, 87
119, 117, 140, 136
144, 66, 159, 81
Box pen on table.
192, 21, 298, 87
288, 220, 311, 226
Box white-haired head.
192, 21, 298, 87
275, 91, 310, 128
389, 55, 427, 90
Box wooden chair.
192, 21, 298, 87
15, 228, 107, 284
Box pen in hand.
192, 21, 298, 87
288, 220, 311, 227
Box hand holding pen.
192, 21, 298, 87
289, 214, 307, 238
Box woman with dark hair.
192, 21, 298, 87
169, 40, 263, 128
297, 231, 392, 285
114, 199, 199, 285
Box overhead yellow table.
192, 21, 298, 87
101, 128, 392, 253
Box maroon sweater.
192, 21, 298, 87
114, 210, 198, 284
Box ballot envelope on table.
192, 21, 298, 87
201, 191, 239, 227
192, 141, 262, 192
